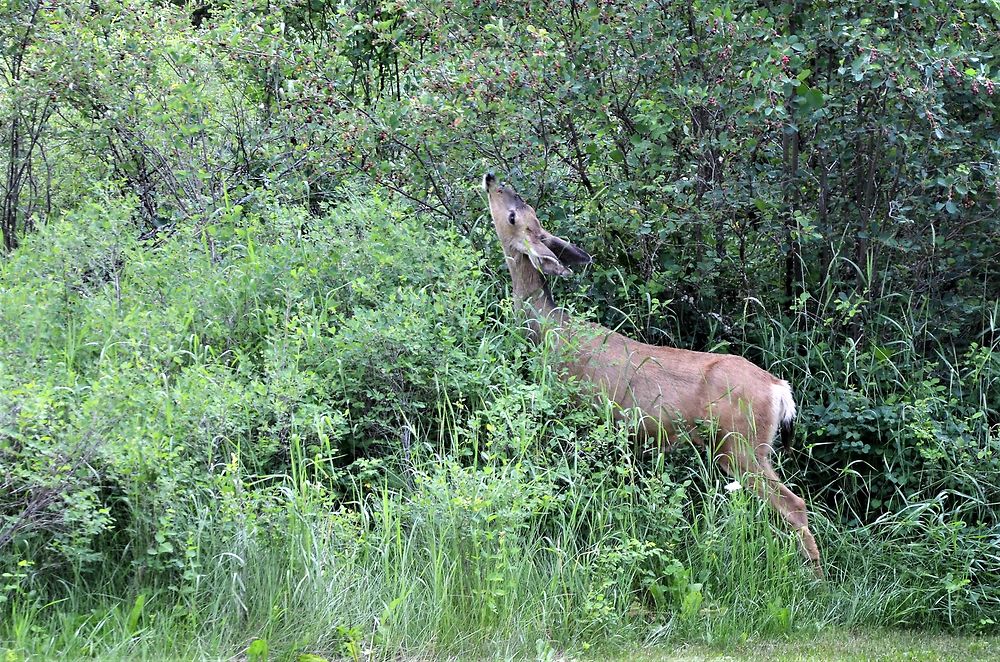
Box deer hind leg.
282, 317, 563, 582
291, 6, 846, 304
718, 446, 823, 578
755, 458, 822, 577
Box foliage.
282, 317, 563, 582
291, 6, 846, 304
0, 0, 998, 658
5, 0, 989, 519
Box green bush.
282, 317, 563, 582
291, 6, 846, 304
0, 192, 505, 583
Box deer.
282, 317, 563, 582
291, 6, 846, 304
482, 172, 822, 576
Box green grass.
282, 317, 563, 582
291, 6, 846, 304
3, 450, 995, 661
625, 629, 1000, 661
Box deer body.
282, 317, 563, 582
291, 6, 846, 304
484, 173, 822, 575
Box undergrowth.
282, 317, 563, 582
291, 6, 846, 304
1, 194, 997, 660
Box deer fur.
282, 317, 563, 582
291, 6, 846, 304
483, 173, 822, 575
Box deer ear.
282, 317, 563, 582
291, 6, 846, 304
519, 236, 572, 277
542, 234, 592, 268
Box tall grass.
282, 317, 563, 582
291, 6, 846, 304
6, 399, 990, 660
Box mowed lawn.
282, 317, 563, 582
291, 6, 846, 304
615, 630, 1000, 661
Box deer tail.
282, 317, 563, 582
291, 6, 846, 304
773, 380, 797, 451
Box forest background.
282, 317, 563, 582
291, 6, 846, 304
1, 0, 998, 659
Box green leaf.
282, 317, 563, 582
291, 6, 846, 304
126, 593, 147, 634
795, 84, 824, 111
247, 639, 269, 662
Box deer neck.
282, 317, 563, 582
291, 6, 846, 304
505, 251, 566, 343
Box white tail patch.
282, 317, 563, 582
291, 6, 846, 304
772, 380, 797, 425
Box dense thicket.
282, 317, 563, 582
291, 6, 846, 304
1, 0, 998, 657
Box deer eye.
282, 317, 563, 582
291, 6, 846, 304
507, 211, 516, 225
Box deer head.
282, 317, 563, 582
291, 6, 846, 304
483, 173, 591, 277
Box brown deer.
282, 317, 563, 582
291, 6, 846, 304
483, 173, 822, 575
